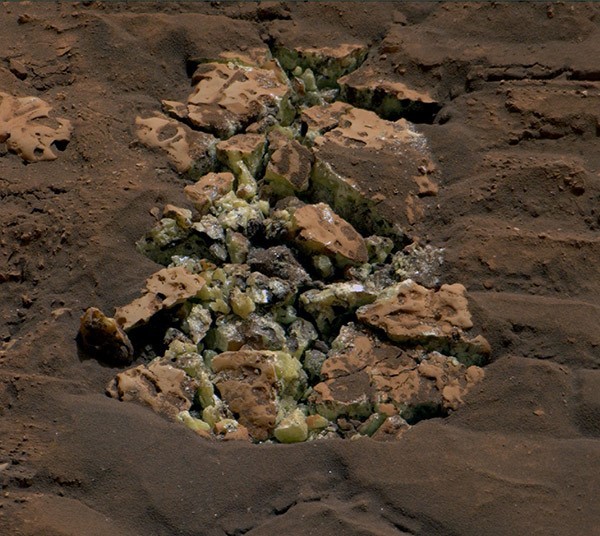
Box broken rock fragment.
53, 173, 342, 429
0, 92, 72, 162
185, 62, 294, 138
264, 139, 314, 196
310, 325, 485, 424
107, 360, 198, 419
135, 114, 217, 176
184, 172, 235, 215
338, 65, 440, 122
79, 307, 134, 365
356, 280, 491, 365
291, 203, 368, 267
114, 267, 205, 331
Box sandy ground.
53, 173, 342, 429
1, 2, 600, 535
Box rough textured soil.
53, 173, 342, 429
1, 3, 600, 535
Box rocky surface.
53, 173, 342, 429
2, 4, 599, 536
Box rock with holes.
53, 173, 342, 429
135, 114, 217, 176
211, 350, 306, 441
165, 62, 294, 139
106, 360, 199, 419
264, 139, 314, 196
356, 279, 491, 365
307, 104, 437, 238
291, 203, 368, 268
0, 92, 71, 162
309, 324, 485, 424
114, 267, 205, 331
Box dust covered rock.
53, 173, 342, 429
356, 279, 491, 365
79, 307, 134, 365
114, 267, 205, 331
0, 91, 71, 162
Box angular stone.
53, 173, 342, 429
291, 203, 368, 267
210, 350, 279, 442
274, 408, 308, 443
309, 325, 485, 423
300, 101, 352, 139
186, 62, 293, 138
308, 105, 437, 238
135, 114, 217, 176
216, 133, 266, 177
106, 360, 198, 419
273, 43, 368, 88
356, 279, 491, 365
184, 172, 235, 215
338, 65, 440, 122
247, 246, 311, 287
79, 307, 134, 365
114, 267, 205, 331
264, 139, 314, 196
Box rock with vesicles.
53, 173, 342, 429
356, 279, 491, 365
114, 267, 205, 331
107, 360, 199, 419
309, 324, 485, 423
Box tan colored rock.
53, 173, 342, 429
79, 307, 134, 365
291, 203, 368, 267
184, 172, 234, 215
300, 101, 352, 139
186, 62, 293, 138
309, 325, 485, 422
216, 133, 266, 176
106, 360, 198, 419
0, 92, 72, 162
308, 104, 437, 237
135, 114, 217, 176
115, 267, 205, 331
264, 139, 314, 196
211, 350, 279, 441
338, 64, 439, 121
356, 280, 491, 365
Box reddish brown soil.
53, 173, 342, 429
1, 3, 600, 535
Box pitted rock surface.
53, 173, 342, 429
0, 92, 72, 162
357, 279, 491, 364
107, 360, 199, 419
211, 350, 279, 442
291, 203, 368, 266
114, 267, 205, 331
310, 325, 484, 423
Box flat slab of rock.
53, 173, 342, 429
165, 62, 292, 138
291, 203, 368, 267
310, 325, 484, 423
0, 92, 72, 162
135, 114, 217, 176
357, 279, 490, 365
115, 267, 205, 331
338, 64, 440, 122
107, 360, 198, 419
307, 104, 437, 238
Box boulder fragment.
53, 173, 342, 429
114, 267, 205, 331
291, 203, 368, 267
79, 307, 134, 365
264, 139, 314, 196
356, 280, 490, 365
107, 360, 198, 419
184, 172, 235, 215
0, 92, 72, 162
